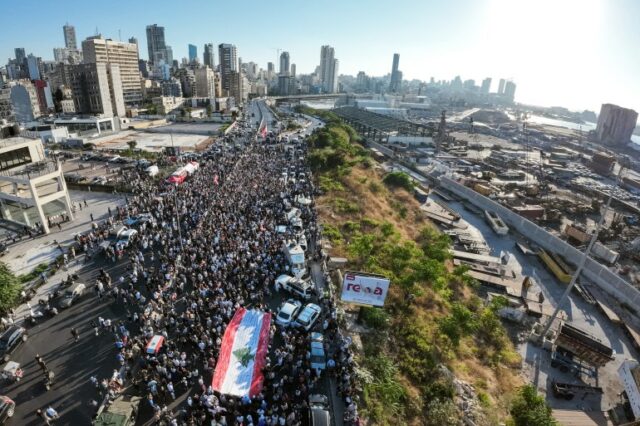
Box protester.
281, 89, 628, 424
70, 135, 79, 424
83, 117, 359, 425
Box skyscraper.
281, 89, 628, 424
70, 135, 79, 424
319, 45, 338, 93
203, 43, 215, 69
504, 81, 516, 102
389, 53, 401, 92
291, 64, 296, 78
481, 77, 492, 94
218, 43, 237, 96
82, 36, 142, 105
279, 52, 290, 74
14, 48, 26, 64
188, 44, 197, 62
146, 24, 172, 65
26, 54, 41, 80
128, 37, 138, 46
63, 24, 77, 50
497, 78, 506, 95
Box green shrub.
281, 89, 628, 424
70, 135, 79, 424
383, 171, 414, 191
509, 385, 557, 426
360, 307, 389, 329
322, 224, 342, 243
333, 198, 360, 214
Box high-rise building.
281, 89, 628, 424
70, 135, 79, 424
195, 66, 217, 101
291, 64, 296, 78
504, 81, 516, 102
267, 62, 274, 73
218, 43, 237, 97
63, 24, 77, 50
319, 45, 338, 93
188, 44, 197, 62
7, 80, 41, 122
82, 36, 142, 105
279, 52, 290, 74
146, 24, 173, 65
14, 48, 26, 65
596, 104, 639, 146
203, 43, 215, 69
497, 78, 506, 95
68, 62, 125, 117
481, 77, 492, 94
26, 55, 41, 80
128, 37, 138, 46
389, 53, 401, 92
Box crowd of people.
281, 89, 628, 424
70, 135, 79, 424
84, 116, 360, 425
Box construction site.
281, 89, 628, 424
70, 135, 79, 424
330, 102, 640, 424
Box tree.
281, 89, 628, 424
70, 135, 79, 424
0, 263, 21, 315
206, 104, 213, 117
127, 140, 137, 151
509, 385, 557, 426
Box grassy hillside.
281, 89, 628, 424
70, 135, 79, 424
300, 106, 534, 425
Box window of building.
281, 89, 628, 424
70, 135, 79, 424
0, 147, 32, 171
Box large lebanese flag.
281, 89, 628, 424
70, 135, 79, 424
211, 308, 271, 397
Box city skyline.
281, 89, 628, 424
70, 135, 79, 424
2, 0, 639, 113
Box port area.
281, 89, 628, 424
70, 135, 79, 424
428, 191, 635, 414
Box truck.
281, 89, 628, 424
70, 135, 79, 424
283, 240, 306, 278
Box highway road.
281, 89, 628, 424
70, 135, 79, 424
4, 253, 131, 424
3, 101, 341, 425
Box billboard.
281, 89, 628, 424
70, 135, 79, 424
341, 271, 390, 307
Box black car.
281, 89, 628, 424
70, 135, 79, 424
0, 396, 15, 422
0, 326, 27, 362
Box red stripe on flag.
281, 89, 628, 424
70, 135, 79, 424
249, 311, 272, 397
211, 308, 246, 391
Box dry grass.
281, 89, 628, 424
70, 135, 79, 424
317, 162, 523, 423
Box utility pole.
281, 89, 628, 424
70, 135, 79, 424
540, 162, 626, 341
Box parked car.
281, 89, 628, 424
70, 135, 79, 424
59, 283, 86, 309
310, 332, 326, 372
308, 394, 330, 426
274, 274, 314, 300
0, 396, 15, 421
276, 299, 302, 327
293, 303, 322, 331
0, 326, 27, 361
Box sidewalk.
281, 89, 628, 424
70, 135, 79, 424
3, 190, 126, 324
3, 190, 126, 276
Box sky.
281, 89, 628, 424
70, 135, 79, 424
2, 0, 639, 113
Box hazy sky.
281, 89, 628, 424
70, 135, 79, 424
2, 0, 638, 113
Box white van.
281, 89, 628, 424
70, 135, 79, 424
275, 274, 314, 300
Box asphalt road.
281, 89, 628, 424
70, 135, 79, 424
3, 253, 130, 425
3, 102, 335, 425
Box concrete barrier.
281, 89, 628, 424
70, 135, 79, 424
440, 176, 640, 312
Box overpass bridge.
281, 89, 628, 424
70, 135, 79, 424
332, 106, 435, 139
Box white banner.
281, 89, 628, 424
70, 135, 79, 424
341, 271, 390, 307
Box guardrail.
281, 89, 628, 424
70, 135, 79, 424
439, 176, 640, 312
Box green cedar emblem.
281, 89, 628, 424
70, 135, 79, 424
234, 347, 255, 367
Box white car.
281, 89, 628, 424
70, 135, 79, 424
116, 229, 138, 247
293, 303, 322, 331
276, 299, 302, 327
